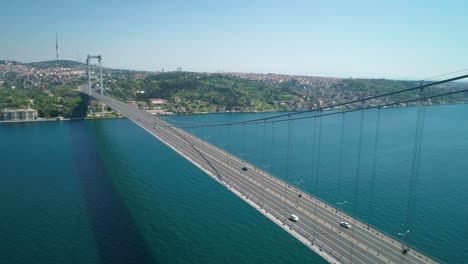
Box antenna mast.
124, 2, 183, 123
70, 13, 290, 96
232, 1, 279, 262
56, 32, 59, 61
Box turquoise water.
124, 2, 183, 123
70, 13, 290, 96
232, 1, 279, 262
0, 119, 324, 263
167, 104, 468, 263
1, 104, 467, 263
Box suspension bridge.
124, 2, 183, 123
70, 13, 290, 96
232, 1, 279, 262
81, 55, 468, 264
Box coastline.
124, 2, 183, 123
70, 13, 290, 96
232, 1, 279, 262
0, 116, 121, 124
1, 102, 466, 124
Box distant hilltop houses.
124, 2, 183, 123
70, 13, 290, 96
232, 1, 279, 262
1, 60, 466, 119
223, 72, 341, 87
0, 60, 85, 89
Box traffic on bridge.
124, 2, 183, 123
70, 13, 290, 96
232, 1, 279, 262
80, 84, 439, 264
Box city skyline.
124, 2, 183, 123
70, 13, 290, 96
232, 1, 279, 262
1, 0, 468, 79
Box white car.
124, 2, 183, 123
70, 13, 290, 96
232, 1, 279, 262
290, 214, 299, 222
340, 221, 351, 229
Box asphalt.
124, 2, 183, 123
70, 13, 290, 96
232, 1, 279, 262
86, 90, 439, 264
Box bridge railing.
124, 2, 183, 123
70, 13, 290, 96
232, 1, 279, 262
86, 89, 443, 264
169, 113, 442, 263
182, 130, 442, 263
218, 167, 349, 264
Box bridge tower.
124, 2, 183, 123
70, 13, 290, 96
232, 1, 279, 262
86, 55, 105, 115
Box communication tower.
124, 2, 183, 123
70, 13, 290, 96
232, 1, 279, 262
56, 33, 59, 61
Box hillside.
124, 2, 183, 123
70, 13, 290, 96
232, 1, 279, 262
106, 71, 467, 113
1, 59, 467, 117
107, 72, 298, 112
27, 60, 87, 69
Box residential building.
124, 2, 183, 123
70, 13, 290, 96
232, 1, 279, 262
2, 108, 38, 121
150, 98, 167, 105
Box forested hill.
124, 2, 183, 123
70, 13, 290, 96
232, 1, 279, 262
27, 60, 87, 69
106, 71, 467, 112
1, 59, 467, 116
108, 72, 297, 111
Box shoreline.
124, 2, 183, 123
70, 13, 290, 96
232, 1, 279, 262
1, 102, 466, 124
167, 101, 468, 117
0, 116, 121, 124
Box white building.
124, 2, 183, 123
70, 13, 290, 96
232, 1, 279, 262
2, 108, 38, 121
150, 98, 167, 105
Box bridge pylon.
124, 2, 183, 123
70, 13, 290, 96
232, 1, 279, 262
86, 55, 105, 115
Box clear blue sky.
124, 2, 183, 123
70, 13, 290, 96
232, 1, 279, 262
2, 0, 467, 79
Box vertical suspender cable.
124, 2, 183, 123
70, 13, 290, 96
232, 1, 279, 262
255, 123, 259, 165
224, 120, 228, 150
405, 83, 427, 249
290, 120, 297, 208
310, 117, 318, 242
313, 117, 323, 216
271, 122, 275, 175
369, 108, 382, 227
404, 105, 422, 247
353, 110, 365, 215
202, 125, 206, 143
261, 121, 267, 209
337, 113, 346, 203
226, 124, 232, 188
262, 121, 266, 166
229, 122, 233, 145
284, 119, 292, 222
270, 121, 276, 218
311, 118, 318, 186
242, 123, 246, 158
350, 109, 365, 264
312, 117, 323, 246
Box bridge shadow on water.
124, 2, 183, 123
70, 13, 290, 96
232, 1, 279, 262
70, 120, 155, 264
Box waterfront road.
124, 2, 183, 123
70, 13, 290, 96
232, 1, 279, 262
85, 90, 439, 264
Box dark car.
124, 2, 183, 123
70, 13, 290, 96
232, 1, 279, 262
241, 167, 248, 171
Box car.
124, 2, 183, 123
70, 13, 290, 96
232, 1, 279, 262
289, 214, 299, 222
241, 167, 248, 171
340, 221, 351, 229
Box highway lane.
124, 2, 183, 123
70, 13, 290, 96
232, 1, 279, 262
87, 91, 439, 264
152, 123, 385, 262
132, 113, 380, 264
93, 92, 436, 264
164, 116, 437, 264
95, 95, 373, 263
98, 94, 436, 262
159, 123, 430, 264
153, 127, 379, 264
185, 136, 425, 264
167, 135, 388, 264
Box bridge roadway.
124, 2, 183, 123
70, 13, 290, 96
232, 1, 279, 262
87, 90, 439, 264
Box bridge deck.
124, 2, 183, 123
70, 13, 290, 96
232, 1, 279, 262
88, 91, 439, 264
